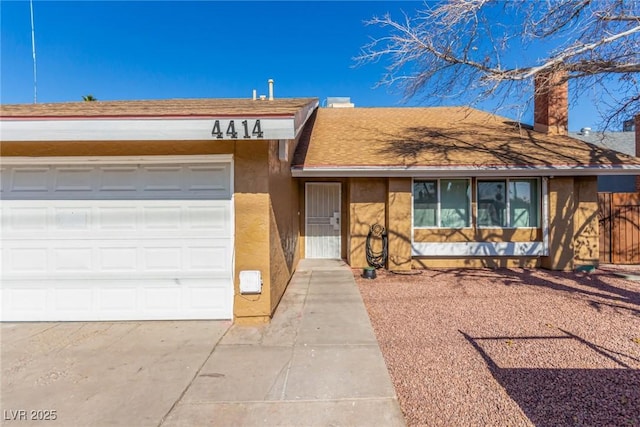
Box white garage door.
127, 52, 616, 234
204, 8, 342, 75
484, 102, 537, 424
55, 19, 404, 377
0, 157, 234, 321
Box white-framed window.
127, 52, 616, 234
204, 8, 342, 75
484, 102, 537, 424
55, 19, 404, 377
477, 178, 540, 228
413, 179, 471, 228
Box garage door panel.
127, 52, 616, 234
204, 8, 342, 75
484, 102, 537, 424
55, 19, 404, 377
144, 246, 183, 271
55, 207, 92, 229
3, 278, 233, 321
2, 202, 232, 239
99, 166, 138, 192
55, 167, 94, 192
6, 287, 47, 312
1, 160, 234, 321
99, 288, 137, 312
186, 165, 231, 193
6, 206, 48, 230
188, 244, 231, 271
143, 206, 182, 229
2, 162, 232, 200
100, 247, 138, 271
145, 286, 182, 310
55, 287, 93, 312
3, 239, 232, 278
54, 247, 93, 271
188, 285, 230, 311
98, 206, 138, 230
5, 248, 48, 272
10, 167, 50, 193
187, 206, 229, 230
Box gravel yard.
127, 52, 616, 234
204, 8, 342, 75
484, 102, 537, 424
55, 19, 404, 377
354, 265, 640, 427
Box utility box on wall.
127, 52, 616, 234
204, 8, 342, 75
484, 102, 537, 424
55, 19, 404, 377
239, 270, 262, 294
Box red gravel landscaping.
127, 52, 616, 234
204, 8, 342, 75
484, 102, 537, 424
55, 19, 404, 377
354, 266, 640, 427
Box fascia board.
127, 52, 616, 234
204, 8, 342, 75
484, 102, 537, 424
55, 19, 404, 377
291, 165, 640, 178
0, 117, 296, 141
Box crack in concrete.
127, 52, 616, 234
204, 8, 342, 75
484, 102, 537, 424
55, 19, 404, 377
156, 325, 232, 427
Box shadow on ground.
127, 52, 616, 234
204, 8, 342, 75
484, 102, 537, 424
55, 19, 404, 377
461, 330, 640, 426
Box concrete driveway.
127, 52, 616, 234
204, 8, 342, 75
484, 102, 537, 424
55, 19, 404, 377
1, 320, 231, 427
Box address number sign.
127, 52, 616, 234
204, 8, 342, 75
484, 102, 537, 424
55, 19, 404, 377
211, 119, 264, 139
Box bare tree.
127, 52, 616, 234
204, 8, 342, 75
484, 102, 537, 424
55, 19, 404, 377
356, 0, 639, 130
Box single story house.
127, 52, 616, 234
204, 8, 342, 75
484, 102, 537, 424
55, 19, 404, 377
2, 76, 640, 323
293, 106, 640, 270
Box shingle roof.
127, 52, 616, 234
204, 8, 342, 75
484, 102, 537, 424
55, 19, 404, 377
569, 131, 636, 157
0, 98, 318, 118
293, 107, 640, 174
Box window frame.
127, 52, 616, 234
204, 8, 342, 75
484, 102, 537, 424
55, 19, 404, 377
412, 178, 472, 229
476, 177, 541, 229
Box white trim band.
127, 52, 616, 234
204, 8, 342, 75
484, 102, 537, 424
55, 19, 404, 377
292, 164, 640, 178
1, 118, 296, 141
0, 154, 233, 165
411, 241, 545, 257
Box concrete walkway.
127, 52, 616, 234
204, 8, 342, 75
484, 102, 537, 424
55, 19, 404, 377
163, 259, 406, 426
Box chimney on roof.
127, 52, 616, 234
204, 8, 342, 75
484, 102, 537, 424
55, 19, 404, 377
534, 70, 568, 136
268, 79, 274, 101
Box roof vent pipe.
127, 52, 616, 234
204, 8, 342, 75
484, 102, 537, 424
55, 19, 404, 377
268, 79, 274, 101
252, 89, 257, 101
580, 127, 591, 135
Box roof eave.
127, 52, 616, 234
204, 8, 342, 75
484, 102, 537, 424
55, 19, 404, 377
291, 165, 640, 178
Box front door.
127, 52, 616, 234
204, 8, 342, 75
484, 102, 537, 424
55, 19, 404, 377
305, 182, 341, 259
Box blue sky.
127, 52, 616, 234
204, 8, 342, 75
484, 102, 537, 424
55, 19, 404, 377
0, 1, 615, 130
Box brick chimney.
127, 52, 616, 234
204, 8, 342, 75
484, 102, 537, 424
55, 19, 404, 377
534, 70, 568, 135
636, 114, 640, 192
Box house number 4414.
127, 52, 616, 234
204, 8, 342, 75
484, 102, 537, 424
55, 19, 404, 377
211, 119, 264, 139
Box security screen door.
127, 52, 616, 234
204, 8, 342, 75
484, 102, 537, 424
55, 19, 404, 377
305, 183, 341, 259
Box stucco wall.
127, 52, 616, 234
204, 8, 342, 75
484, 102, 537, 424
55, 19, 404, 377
541, 177, 575, 270
267, 138, 302, 316
0, 140, 234, 156
349, 178, 387, 268
387, 178, 412, 270
573, 176, 599, 266
233, 140, 272, 321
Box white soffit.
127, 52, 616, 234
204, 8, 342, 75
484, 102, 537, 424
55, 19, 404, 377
0, 116, 299, 141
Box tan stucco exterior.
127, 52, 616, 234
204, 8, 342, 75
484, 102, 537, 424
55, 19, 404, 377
267, 139, 303, 318
539, 176, 598, 270
387, 178, 412, 270
0, 140, 235, 157
300, 176, 599, 272
573, 176, 599, 267
348, 178, 387, 268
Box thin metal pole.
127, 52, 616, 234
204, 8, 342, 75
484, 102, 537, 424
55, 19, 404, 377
30, 0, 37, 103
